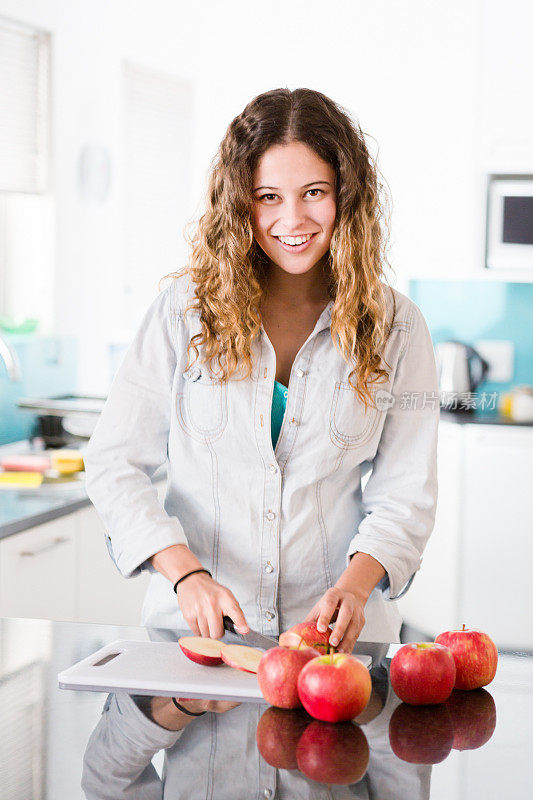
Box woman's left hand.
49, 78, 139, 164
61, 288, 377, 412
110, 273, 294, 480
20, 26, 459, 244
304, 587, 366, 654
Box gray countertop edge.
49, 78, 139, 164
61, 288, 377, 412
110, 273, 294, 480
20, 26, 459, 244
0, 469, 167, 541
440, 409, 533, 425
0, 494, 93, 540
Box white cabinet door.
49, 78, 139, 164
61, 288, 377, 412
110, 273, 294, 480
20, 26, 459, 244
76, 505, 151, 626
462, 426, 533, 650
399, 421, 533, 650
76, 482, 165, 626
0, 516, 78, 621
397, 421, 464, 634
481, 0, 533, 170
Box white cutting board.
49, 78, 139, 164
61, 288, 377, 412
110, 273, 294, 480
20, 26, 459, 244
58, 639, 372, 703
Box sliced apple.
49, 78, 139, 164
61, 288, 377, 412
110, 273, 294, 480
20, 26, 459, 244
220, 644, 264, 674
178, 636, 224, 666
279, 622, 331, 654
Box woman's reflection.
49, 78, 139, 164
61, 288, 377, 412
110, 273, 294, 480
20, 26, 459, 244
81, 655, 433, 799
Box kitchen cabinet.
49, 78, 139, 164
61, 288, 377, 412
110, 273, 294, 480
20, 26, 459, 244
0, 515, 78, 622
0, 480, 166, 626
480, 0, 533, 172
397, 420, 533, 650
76, 504, 151, 625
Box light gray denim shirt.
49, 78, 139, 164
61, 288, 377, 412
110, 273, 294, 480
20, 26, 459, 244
84, 272, 439, 642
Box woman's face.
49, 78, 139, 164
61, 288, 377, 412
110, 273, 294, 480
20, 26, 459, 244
251, 141, 336, 278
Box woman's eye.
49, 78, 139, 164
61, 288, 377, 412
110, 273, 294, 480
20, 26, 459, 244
259, 189, 324, 200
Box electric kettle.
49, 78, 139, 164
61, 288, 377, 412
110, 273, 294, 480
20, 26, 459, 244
434, 341, 489, 409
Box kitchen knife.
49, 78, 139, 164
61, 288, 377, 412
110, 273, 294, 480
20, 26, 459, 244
223, 616, 279, 650
223, 617, 387, 664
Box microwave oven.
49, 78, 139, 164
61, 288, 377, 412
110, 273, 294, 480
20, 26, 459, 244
486, 175, 533, 271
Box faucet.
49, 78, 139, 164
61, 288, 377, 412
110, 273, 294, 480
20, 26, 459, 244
0, 334, 22, 381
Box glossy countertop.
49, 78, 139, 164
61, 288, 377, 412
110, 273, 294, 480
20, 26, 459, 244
0, 616, 531, 798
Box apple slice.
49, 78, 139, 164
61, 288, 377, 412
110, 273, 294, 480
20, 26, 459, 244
178, 636, 224, 666
220, 644, 264, 674
279, 622, 331, 654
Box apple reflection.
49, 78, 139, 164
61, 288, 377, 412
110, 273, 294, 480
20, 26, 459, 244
295, 720, 370, 785
255, 707, 312, 769
445, 688, 497, 751
389, 703, 455, 764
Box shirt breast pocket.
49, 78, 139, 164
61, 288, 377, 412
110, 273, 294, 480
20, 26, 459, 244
177, 366, 228, 441
329, 381, 381, 450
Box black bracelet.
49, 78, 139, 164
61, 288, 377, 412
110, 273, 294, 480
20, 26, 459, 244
173, 568, 212, 594
171, 697, 207, 716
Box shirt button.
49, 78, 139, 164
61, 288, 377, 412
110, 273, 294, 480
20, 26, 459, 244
296, 368, 305, 378
264, 562, 274, 573
265, 510, 276, 521
269, 464, 277, 474
263, 790, 272, 799
265, 611, 275, 621
289, 418, 298, 426
184, 366, 201, 381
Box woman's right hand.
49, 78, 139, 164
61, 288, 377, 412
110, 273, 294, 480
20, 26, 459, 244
176, 571, 249, 639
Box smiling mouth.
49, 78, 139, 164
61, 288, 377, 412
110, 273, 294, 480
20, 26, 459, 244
274, 233, 318, 246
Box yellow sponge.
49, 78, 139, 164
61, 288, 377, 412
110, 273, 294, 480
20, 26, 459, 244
0, 471, 44, 487
50, 450, 85, 474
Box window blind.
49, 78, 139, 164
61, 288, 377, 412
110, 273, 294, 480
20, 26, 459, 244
0, 16, 50, 194
122, 61, 193, 332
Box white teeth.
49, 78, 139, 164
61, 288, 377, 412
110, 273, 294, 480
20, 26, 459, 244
277, 233, 313, 246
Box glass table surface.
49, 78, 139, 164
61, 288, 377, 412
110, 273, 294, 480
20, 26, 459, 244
0, 616, 531, 799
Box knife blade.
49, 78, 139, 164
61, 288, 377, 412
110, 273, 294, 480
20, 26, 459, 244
223, 616, 279, 650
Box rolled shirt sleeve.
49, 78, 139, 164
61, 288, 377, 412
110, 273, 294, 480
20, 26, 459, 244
83, 282, 189, 578
346, 301, 440, 600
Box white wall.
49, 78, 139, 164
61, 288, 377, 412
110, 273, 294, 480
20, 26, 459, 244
0, 0, 492, 392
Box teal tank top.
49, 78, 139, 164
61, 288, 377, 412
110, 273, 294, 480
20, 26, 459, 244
271, 380, 288, 449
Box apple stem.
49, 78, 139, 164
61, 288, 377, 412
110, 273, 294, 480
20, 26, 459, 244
462, 623, 466, 631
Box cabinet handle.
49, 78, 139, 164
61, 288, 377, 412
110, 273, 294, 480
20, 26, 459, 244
19, 537, 70, 557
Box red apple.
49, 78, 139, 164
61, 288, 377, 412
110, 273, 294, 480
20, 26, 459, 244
219, 644, 264, 673
279, 622, 331, 654
435, 626, 498, 690
445, 689, 497, 750
178, 636, 224, 666
296, 720, 369, 785
389, 703, 454, 764
390, 642, 456, 705
257, 646, 320, 709
297, 653, 372, 722
255, 707, 312, 769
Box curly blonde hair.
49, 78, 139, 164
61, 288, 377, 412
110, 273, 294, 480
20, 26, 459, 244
161, 87, 396, 408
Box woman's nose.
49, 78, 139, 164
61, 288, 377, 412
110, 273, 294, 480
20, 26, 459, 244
280, 198, 309, 232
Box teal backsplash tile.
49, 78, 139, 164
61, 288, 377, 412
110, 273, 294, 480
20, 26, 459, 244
408, 280, 533, 401
0, 335, 78, 446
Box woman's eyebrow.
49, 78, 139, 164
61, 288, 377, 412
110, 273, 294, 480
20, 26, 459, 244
253, 180, 332, 191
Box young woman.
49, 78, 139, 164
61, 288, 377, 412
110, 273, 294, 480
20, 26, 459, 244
84, 87, 439, 653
